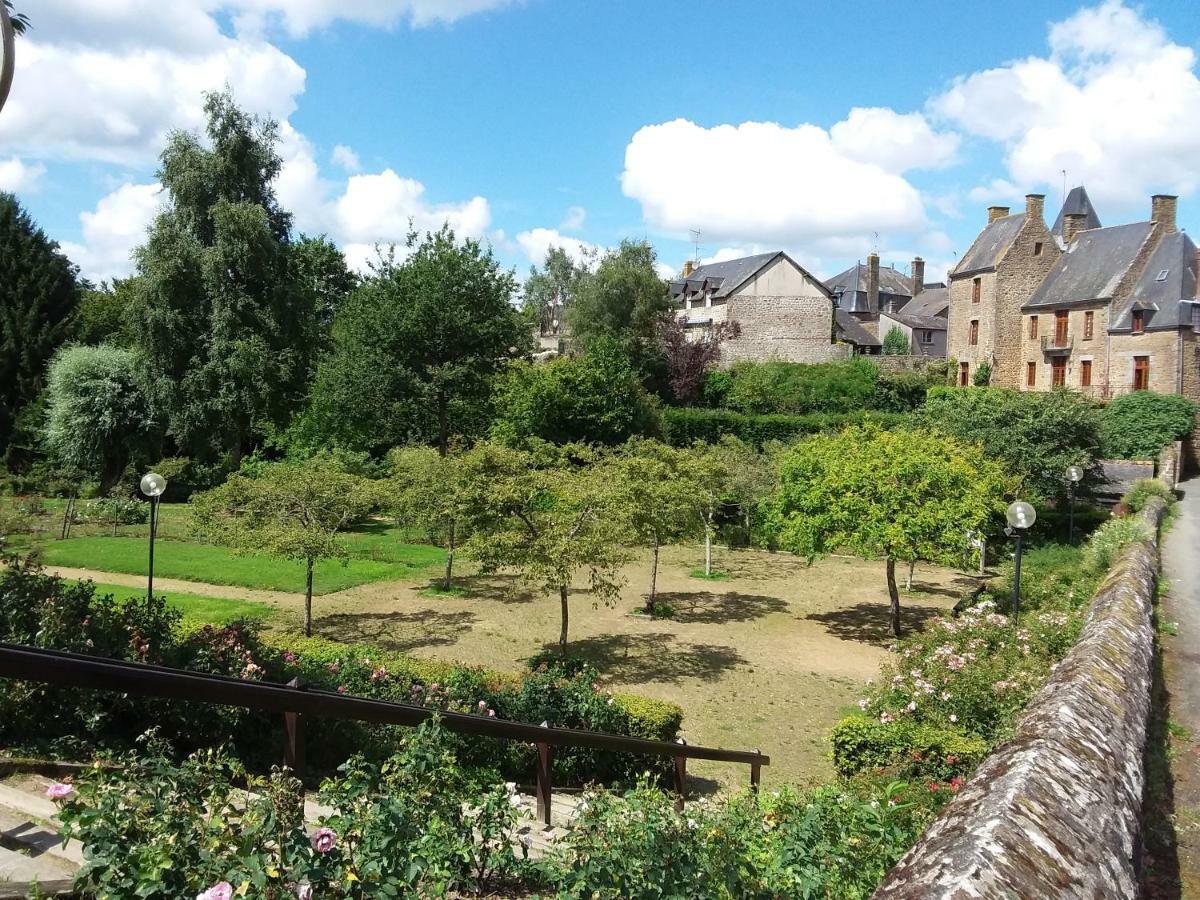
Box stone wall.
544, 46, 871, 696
992, 206, 1060, 389
873, 499, 1165, 899
873, 355, 947, 375
720, 294, 843, 365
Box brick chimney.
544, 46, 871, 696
1152, 194, 1178, 234
987, 206, 1010, 224
1063, 212, 1087, 246
866, 252, 880, 315
911, 257, 925, 297
1025, 193, 1046, 225
682, 260, 694, 278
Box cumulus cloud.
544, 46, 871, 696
331, 144, 362, 173
559, 205, 586, 231
221, 0, 521, 36
621, 117, 929, 249
514, 227, 598, 267
829, 107, 959, 173
966, 178, 1024, 206
335, 169, 490, 245
0, 158, 47, 193
59, 182, 163, 282
930, 0, 1200, 213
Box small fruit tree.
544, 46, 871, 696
773, 424, 1009, 636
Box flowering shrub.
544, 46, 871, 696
55, 720, 536, 899
1083, 515, 1154, 573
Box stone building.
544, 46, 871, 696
669, 251, 845, 365
824, 254, 949, 357
877, 286, 949, 357
947, 189, 1199, 399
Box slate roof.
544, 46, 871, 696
1051, 186, 1102, 238
902, 286, 949, 319
884, 310, 948, 331
1110, 230, 1199, 331
952, 214, 1025, 276
835, 309, 881, 347
1023, 222, 1156, 310
668, 252, 779, 299
823, 262, 916, 298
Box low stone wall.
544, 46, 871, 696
872, 498, 1164, 899
1158, 441, 1182, 491
873, 355, 945, 374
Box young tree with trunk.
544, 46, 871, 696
460, 442, 631, 652
773, 424, 1008, 637
387, 445, 470, 591
191, 456, 376, 636
684, 442, 731, 577
523, 246, 589, 337
611, 439, 695, 611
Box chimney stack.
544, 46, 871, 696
987, 206, 1010, 224
1063, 212, 1087, 246
911, 257, 925, 297
866, 253, 880, 315
682, 260, 694, 278
1025, 193, 1045, 225
1152, 194, 1178, 234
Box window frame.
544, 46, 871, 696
971, 277, 981, 303
1026, 361, 1037, 387
959, 362, 970, 386
1051, 357, 1067, 388
1084, 310, 1094, 340
1029, 315, 1038, 339
1133, 355, 1150, 391
968, 319, 979, 346
1080, 359, 1092, 388
1132, 309, 1145, 334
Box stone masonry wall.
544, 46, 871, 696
992, 213, 1060, 389
947, 271, 996, 383
872, 498, 1165, 899
720, 294, 842, 365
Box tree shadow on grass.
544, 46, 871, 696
558, 632, 746, 684
653, 591, 788, 624
803, 602, 945, 646
316, 609, 478, 653
453, 573, 539, 605
906, 576, 982, 600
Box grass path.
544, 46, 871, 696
44, 566, 297, 610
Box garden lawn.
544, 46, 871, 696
84, 580, 273, 624
40, 537, 441, 594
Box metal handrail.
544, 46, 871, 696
0, 642, 768, 822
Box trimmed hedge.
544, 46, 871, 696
829, 714, 989, 779
661, 407, 910, 446
1099, 391, 1197, 460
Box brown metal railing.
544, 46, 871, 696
0, 642, 768, 823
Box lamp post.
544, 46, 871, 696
1006, 500, 1036, 624
140, 472, 167, 602
1065, 465, 1083, 544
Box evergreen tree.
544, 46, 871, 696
0, 193, 80, 456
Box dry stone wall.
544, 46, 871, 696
721, 294, 845, 365
872, 499, 1165, 899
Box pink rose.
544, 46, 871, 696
312, 826, 337, 854
45, 783, 74, 800
196, 883, 233, 900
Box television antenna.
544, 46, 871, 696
689, 229, 702, 264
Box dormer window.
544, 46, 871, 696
1155, 269, 1169, 282
1132, 310, 1145, 334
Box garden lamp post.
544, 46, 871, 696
1006, 500, 1036, 624
1066, 465, 1083, 544
140, 472, 167, 601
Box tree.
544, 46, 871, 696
387, 445, 471, 590
523, 246, 588, 337
657, 314, 740, 404
567, 240, 672, 374
3, 2, 28, 35
191, 457, 376, 636
611, 439, 696, 610
684, 442, 731, 577
460, 442, 631, 652
43, 345, 155, 492
881, 326, 911, 355
915, 386, 1100, 500
0, 193, 80, 456
306, 227, 526, 455
127, 90, 314, 465
773, 424, 1009, 636
292, 234, 357, 342
72, 279, 136, 346
709, 435, 779, 545
1099, 391, 1197, 459
490, 338, 660, 446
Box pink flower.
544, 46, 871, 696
488, 709, 496, 717
880, 712, 895, 724
950, 776, 965, 792
196, 883, 233, 900
371, 666, 388, 682
326, 662, 340, 674
928, 782, 940, 793
283, 651, 297, 663
45, 783, 74, 800
312, 826, 337, 853
296, 883, 313, 900
336, 685, 347, 694
478, 700, 488, 710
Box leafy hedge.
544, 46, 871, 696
1099, 391, 1197, 460
661, 407, 909, 446
830, 716, 988, 780
0, 560, 682, 786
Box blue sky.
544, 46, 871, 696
3, 0, 1199, 288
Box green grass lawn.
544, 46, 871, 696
83, 580, 273, 624
40, 537, 443, 594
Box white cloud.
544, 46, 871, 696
829, 107, 959, 173
331, 144, 362, 173
621, 117, 928, 249
0, 158, 47, 193
219, 0, 521, 36
966, 178, 1023, 206
335, 169, 491, 245
559, 205, 586, 231
514, 227, 598, 267
930, 0, 1200, 213
59, 182, 163, 282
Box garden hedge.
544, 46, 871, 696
829, 714, 989, 779
661, 407, 909, 446
1098, 391, 1197, 460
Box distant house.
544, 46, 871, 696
668, 251, 843, 365
825, 254, 936, 319
878, 286, 949, 356
824, 253, 948, 357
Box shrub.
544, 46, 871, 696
872, 372, 934, 412
830, 715, 989, 779
1125, 478, 1173, 513
971, 360, 992, 386
660, 407, 909, 446
79, 496, 148, 526
882, 327, 912, 355
721, 357, 880, 415
1083, 516, 1153, 572
1100, 391, 1196, 459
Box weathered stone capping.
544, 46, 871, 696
873, 498, 1166, 899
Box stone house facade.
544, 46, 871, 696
948, 190, 1199, 402
669, 252, 845, 365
